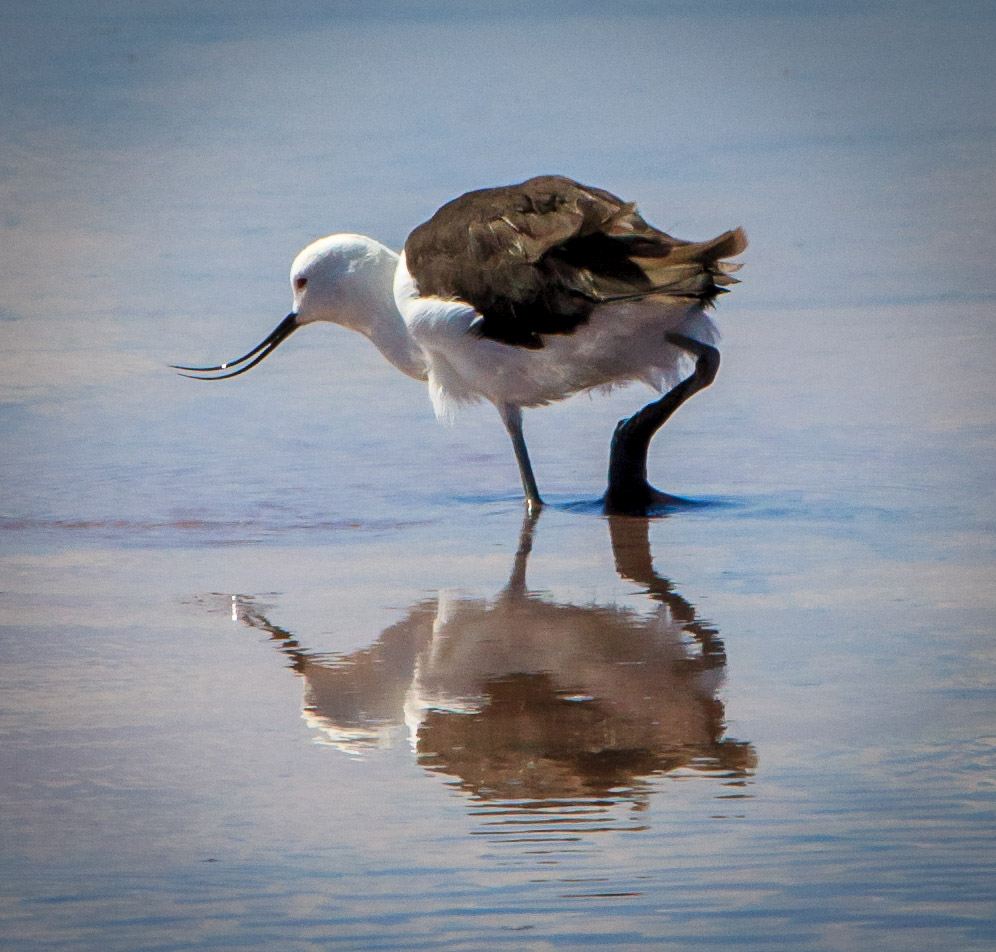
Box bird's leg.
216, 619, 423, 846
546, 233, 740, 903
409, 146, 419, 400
603, 333, 720, 515
498, 403, 544, 512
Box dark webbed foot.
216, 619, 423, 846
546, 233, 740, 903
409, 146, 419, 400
602, 335, 720, 516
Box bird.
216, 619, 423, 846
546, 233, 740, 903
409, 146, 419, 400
173, 175, 746, 511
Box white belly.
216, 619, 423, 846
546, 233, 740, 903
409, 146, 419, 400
392, 251, 719, 419
414, 298, 718, 417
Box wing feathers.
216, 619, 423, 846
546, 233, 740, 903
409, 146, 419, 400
405, 177, 746, 348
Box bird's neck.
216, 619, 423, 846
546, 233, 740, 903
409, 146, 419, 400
364, 299, 429, 382
345, 245, 428, 382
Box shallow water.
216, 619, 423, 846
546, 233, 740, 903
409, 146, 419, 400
2, 2, 994, 950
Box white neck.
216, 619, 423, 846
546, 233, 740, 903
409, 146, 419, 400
310, 239, 428, 382
360, 273, 429, 382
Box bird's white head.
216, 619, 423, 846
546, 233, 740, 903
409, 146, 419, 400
290, 234, 400, 333
171, 232, 415, 382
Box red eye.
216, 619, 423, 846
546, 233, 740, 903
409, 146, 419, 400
294, 277, 307, 291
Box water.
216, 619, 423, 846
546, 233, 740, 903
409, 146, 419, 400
1, 2, 994, 949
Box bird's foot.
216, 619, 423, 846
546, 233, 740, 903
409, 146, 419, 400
602, 339, 720, 516
602, 481, 690, 517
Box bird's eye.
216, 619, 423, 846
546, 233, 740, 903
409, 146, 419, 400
294, 277, 307, 292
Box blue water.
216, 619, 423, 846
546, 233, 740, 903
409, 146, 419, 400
1, 2, 994, 950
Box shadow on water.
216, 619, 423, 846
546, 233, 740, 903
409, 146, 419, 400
223, 513, 756, 847
449, 493, 724, 517
563, 495, 719, 517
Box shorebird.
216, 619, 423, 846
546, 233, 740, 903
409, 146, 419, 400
174, 176, 745, 511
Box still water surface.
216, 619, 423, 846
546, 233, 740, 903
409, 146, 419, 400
1, 2, 994, 950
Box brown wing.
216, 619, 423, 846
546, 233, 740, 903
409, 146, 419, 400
404, 175, 746, 348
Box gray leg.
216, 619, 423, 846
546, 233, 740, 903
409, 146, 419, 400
498, 403, 543, 512
603, 334, 720, 515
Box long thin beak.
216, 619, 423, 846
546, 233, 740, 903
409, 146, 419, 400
171, 313, 300, 379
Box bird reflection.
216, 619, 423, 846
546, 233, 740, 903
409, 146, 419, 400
231, 515, 756, 807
